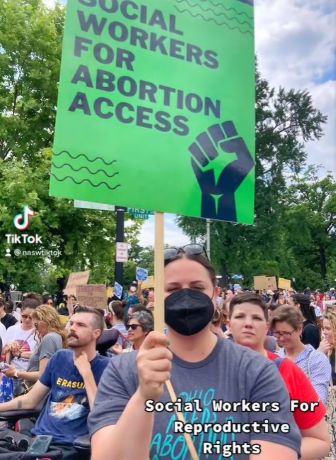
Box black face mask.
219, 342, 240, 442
165, 288, 214, 336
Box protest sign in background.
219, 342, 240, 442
278, 278, 291, 290
136, 267, 148, 282
64, 270, 90, 296
253, 276, 277, 291
76, 284, 107, 308
114, 281, 123, 299
50, 0, 255, 223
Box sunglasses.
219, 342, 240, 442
21, 314, 32, 319
127, 324, 142, 331
164, 244, 207, 262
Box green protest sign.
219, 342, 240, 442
50, 0, 255, 223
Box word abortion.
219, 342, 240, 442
70, 64, 221, 128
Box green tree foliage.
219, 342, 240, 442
0, 0, 64, 161
178, 71, 333, 290
283, 169, 336, 290
0, 151, 141, 292
0, 1, 143, 292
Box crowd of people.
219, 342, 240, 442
0, 249, 335, 459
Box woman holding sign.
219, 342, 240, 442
89, 246, 301, 460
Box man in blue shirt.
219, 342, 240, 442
0, 306, 109, 459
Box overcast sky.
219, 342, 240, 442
44, 0, 335, 247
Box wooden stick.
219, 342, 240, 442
154, 212, 165, 334
165, 380, 200, 460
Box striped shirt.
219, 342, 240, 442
279, 344, 332, 405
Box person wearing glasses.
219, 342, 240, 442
2, 304, 66, 390
127, 311, 154, 350
271, 305, 331, 405
1, 297, 40, 398
90, 244, 301, 460
229, 292, 330, 460
2, 298, 39, 372
318, 309, 336, 459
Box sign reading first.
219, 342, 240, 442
50, 0, 255, 223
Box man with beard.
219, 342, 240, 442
0, 306, 109, 459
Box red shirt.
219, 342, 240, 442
267, 351, 326, 430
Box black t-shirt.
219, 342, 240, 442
302, 320, 320, 349
1, 313, 17, 329
330, 349, 336, 386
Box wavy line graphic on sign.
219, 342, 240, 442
201, 0, 253, 20
176, 0, 253, 27
53, 150, 117, 167
174, 6, 253, 35
52, 163, 119, 179
50, 173, 121, 191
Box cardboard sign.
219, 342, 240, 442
253, 276, 277, 291
278, 278, 291, 290
76, 284, 107, 308
64, 271, 90, 296
49, 0, 255, 223
136, 267, 148, 282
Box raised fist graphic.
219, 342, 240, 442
188, 121, 254, 221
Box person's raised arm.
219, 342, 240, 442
251, 441, 298, 460
91, 332, 172, 460
0, 380, 50, 412
74, 351, 98, 410
300, 418, 331, 460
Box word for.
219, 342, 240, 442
174, 419, 290, 435
290, 401, 320, 412
5, 234, 42, 244
203, 441, 261, 458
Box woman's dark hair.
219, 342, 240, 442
108, 300, 124, 321
165, 254, 216, 287
5, 300, 14, 313
22, 292, 43, 310
229, 292, 268, 321
292, 293, 317, 324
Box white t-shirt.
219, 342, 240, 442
2, 325, 39, 370
0, 322, 6, 344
